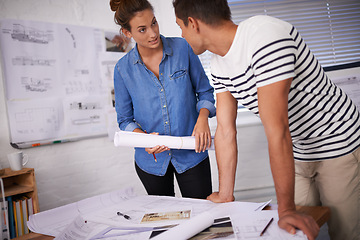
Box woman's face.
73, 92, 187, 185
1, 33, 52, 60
123, 9, 160, 50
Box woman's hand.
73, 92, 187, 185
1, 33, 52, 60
145, 145, 170, 154
192, 109, 211, 153
144, 132, 170, 154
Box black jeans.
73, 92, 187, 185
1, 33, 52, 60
135, 157, 212, 199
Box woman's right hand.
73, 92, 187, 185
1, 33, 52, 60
143, 132, 170, 154
145, 145, 169, 154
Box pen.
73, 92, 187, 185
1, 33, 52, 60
152, 151, 157, 162
260, 217, 273, 236
117, 211, 131, 220
144, 130, 157, 162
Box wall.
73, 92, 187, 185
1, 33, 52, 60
0, 0, 274, 212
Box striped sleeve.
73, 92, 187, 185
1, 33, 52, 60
251, 24, 297, 87
211, 74, 229, 93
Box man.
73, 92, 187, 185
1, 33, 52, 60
173, 1, 360, 240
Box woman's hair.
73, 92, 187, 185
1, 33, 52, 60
110, 0, 154, 32
173, 0, 231, 27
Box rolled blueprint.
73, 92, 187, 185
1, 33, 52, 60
114, 130, 214, 150
151, 211, 214, 240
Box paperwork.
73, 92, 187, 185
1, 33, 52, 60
151, 211, 214, 240
27, 188, 306, 239
27, 188, 137, 237
114, 130, 215, 150
0, 19, 110, 145
232, 210, 307, 240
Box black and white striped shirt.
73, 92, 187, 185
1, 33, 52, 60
211, 15, 360, 161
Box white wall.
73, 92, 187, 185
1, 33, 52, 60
0, 0, 149, 211
0, 0, 274, 212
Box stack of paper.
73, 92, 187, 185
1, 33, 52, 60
27, 188, 307, 240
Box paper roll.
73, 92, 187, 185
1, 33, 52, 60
114, 131, 214, 150
151, 211, 214, 240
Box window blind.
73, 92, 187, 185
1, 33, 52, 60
199, 0, 360, 73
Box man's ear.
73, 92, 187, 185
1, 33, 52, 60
121, 28, 132, 39
187, 17, 200, 33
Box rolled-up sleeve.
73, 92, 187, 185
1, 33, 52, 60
187, 45, 216, 118
114, 62, 141, 132
197, 99, 216, 117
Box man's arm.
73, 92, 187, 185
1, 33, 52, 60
257, 78, 319, 240
207, 91, 238, 202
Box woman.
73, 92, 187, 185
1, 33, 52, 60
110, 0, 216, 199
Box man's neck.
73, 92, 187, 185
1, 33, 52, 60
201, 20, 238, 57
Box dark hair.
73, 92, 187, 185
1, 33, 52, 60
110, 0, 154, 32
173, 0, 231, 26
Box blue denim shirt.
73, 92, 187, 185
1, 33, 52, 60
114, 36, 216, 176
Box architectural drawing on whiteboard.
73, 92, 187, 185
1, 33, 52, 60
21, 77, 51, 92
72, 115, 101, 125
98, 52, 125, 88
65, 80, 99, 95
12, 56, 55, 66
70, 101, 101, 110
1, 19, 109, 145
74, 69, 90, 76
14, 107, 59, 135
11, 23, 53, 44
65, 27, 77, 48
101, 60, 118, 83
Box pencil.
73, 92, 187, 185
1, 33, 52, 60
144, 130, 157, 162
260, 217, 273, 236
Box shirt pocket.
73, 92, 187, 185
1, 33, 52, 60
170, 69, 187, 80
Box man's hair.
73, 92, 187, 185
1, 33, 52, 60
173, 0, 231, 26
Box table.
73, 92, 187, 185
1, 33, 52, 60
262, 205, 331, 228
14, 205, 330, 240
295, 205, 330, 228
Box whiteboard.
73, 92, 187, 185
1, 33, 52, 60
0, 19, 119, 148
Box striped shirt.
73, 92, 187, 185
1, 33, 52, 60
211, 15, 360, 161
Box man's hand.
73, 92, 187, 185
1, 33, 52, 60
206, 191, 234, 203
278, 210, 320, 240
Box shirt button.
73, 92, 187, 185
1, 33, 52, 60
168, 153, 171, 156
160, 73, 163, 75
160, 89, 163, 92
163, 105, 166, 108
165, 121, 168, 124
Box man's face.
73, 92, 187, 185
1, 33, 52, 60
176, 17, 206, 55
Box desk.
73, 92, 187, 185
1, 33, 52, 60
263, 205, 330, 228
296, 205, 330, 228
14, 205, 330, 240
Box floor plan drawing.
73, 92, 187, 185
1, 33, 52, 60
12, 106, 60, 142
11, 23, 52, 44
12, 56, 55, 66
22, 77, 52, 92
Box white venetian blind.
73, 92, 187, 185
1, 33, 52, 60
199, 0, 360, 72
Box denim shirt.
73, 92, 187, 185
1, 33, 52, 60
114, 36, 216, 176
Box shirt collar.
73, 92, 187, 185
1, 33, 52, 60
132, 35, 173, 65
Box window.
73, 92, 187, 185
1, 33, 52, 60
199, 0, 360, 75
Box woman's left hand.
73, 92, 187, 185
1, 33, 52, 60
192, 109, 211, 153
